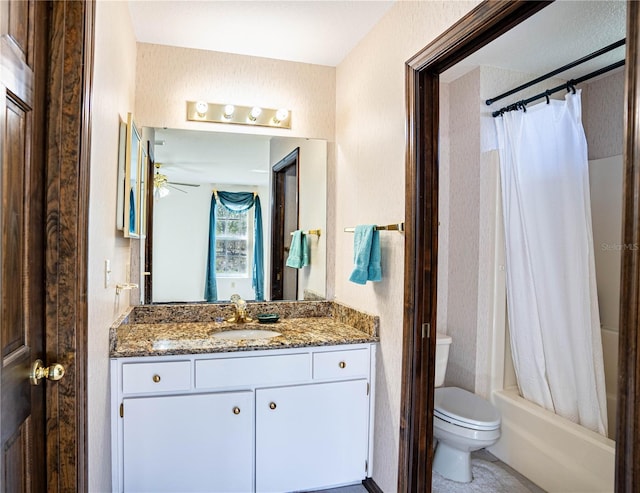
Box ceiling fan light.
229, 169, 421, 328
154, 186, 170, 199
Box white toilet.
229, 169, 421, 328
433, 332, 501, 483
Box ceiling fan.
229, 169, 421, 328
154, 163, 200, 198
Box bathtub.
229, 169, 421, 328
488, 388, 615, 493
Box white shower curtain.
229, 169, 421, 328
495, 90, 608, 436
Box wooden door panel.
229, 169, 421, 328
4, 418, 31, 492
7, 0, 31, 60
2, 96, 27, 358
1, 352, 30, 444
0, 1, 46, 492
1, 88, 35, 492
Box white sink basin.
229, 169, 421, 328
212, 329, 281, 340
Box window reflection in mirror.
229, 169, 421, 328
146, 128, 327, 303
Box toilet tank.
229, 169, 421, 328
435, 333, 452, 387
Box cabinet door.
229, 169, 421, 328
256, 380, 369, 492
123, 391, 253, 492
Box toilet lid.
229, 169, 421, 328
434, 387, 501, 431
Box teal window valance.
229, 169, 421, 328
205, 191, 264, 301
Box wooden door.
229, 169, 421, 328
270, 148, 299, 300
0, 1, 50, 491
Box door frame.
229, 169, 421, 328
399, 1, 640, 491
44, 1, 94, 491
270, 148, 300, 300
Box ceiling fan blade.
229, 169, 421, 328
167, 184, 189, 193
168, 181, 200, 187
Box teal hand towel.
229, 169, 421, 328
368, 228, 382, 282
349, 225, 381, 284
286, 230, 309, 269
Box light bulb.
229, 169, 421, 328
273, 108, 289, 124
248, 106, 262, 121
223, 104, 235, 119
195, 101, 208, 116
273, 108, 289, 125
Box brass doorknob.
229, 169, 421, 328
339, 361, 346, 369
30, 359, 65, 386
233, 407, 241, 415
269, 402, 277, 410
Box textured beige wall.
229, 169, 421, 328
445, 69, 481, 392
335, 2, 480, 490
438, 83, 450, 335
583, 69, 624, 160
583, 69, 624, 438
135, 43, 335, 141
88, 1, 138, 490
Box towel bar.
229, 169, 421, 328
344, 223, 404, 233
290, 229, 321, 237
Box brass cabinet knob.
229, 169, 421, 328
339, 361, 346, 369
152, 374, 161, 383
30, 359, 65, 386
233, 407, 241, 415
269, 402, 277, 410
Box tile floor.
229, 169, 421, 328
467, 450, 546, 492
312, 485, 367, 493
311, 450, 546, 493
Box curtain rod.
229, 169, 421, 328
492, 59, 625, 118
485, 38, 625, 106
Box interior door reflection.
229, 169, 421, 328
271, 149, 299, 300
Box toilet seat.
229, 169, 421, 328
434, 387, 501, 431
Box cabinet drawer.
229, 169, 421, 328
122, 361, 191, 394
196, 353, 311, 389
313, 348, 370, 380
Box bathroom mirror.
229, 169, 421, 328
146, 128, 327, 303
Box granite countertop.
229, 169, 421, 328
111, 316, 378, 358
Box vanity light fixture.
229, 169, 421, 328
186, 101, 291, 129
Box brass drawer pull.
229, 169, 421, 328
269, 402, 277, 410
339, 361, 346, 369
152, 374, 161, 383
233, 407, 241, 415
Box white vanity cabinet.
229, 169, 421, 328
110, 343, 377, 493
255, 379, 369, 492
123, 391, 253, 493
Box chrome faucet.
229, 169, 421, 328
227, 294, 253, 323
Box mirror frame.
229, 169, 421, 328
398, 1, 640, 491
116, 118, 127, 231
121, 112, 142, 238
